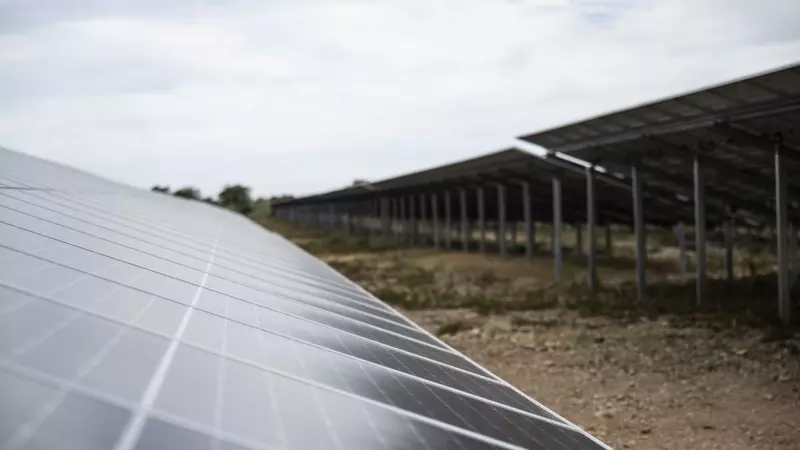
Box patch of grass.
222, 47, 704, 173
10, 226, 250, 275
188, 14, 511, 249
510, 315, 562, 329
436, 320, 471, 336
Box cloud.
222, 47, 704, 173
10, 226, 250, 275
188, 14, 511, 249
0, 0, 799, 197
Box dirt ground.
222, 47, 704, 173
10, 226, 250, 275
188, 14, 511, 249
260, 219, 800, 450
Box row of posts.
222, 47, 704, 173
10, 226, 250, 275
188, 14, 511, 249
275, 176, 612, 289
276, 146, 793, 324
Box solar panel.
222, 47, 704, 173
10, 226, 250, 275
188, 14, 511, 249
0, 147, 610, 450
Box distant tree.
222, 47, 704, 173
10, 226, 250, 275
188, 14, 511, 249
269, 194, 295, 203
202, 196, 217, 205
218, 184, 253, 215
352, 179, 370, 186
249, 197, 271, 221
151, 185, 171, 194
173, 186, 202, 200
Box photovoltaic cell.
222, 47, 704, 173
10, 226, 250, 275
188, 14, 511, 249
0, 147, 609, 450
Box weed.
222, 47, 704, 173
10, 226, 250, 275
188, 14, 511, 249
436, 320, 471, 336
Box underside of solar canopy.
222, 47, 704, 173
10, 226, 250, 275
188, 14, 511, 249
0, 147, 610, 450
273, 147, 696, 227
521, 61, 800, 323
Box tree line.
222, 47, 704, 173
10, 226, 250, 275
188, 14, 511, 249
150, 184, 294, 217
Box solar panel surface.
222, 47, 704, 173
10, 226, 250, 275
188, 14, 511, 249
0, 147, 610, 450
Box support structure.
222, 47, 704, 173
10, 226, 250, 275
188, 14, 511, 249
477, 186, 486, 253
586, 167, 597, 291
694, 154, 707, 305
677, 221, 687, 276
632, 163, 646, 302
432, 193, 440, 249
419, 195, 427, 245
497, 183, 507, 259
459, 188, 469, 252
381, 197, 390, 237
399, 197, 407, 243
522, 181, 534, 261
724, 211, 735, 284
444, 190, 452, 250
552, 177, 563, 281
776, 144, 791, 324
409, 195, 416, 246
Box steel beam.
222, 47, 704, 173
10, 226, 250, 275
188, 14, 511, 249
553, 177, 563, 281
522, 181, 534, 261
632, 163, 646, 302
477, 186, 486, 253
587, 167, 597, 291
432, 193, 440, 249
460, 188, 469, 252
776, 143, 791, 324
694, 154, 707, 305
497, 183, 507, 259
444, 190, 452, 250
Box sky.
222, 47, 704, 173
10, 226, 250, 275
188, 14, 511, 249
1, 0, 799, 198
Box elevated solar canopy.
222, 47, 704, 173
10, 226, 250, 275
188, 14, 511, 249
0, 146, 611, 450
273, 147, 708, 289
521, 62, 800, 322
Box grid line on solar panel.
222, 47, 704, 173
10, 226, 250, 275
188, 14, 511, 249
0, 185, 382, 299
0, 188, 370, 297
0, 212, 427, 334
0, 174, 223, 245
0, 213, 443, 349
0, 221, 446, 358
0, 273, 563, 429
0, 273, 161, 450
115, 222, 222, 450
0, 202, 405, 326
0, 241, 491, 382
1, 294, 552, 448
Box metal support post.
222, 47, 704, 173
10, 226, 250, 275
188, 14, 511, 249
632, 163, 646, 302
477, 186, 486, 253
381, 197, 390, 237
399, 196, 407, 244
553, 177, 563, 281
419, 195, 427, 245
776, 143, 791, 323
587, 167, 597, 291
444, 190, 452, 250
694, 154, 707, 305
409, 195, 416, 246
497, 183, 507, 259
344, 204, 351, 235
432, 193, 440, 249
460, 188, 469, 252
522, 181, 533, 261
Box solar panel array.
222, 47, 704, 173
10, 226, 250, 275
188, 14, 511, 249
0, 147, 609, 450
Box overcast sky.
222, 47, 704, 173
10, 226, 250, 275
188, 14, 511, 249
1, 0, 799, 198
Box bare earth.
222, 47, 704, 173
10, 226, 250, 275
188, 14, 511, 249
406, 308, 800, 450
